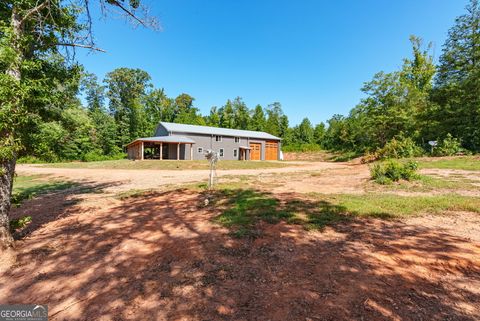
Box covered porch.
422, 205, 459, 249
126, 136, 196, 160
239, 146, 251, 161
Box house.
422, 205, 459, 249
126, 122, 281, 161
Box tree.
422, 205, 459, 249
0, 0, 158, 252
433, 0, 480, 150
292, 118, 314, 144
205, 106, 221, 127
249, 105, 266, 131
219, 100, 235, 129
104, 68, 152, 145
313, 123, 326, 146
144, 88, 176, 126
232, 97, 250, 129
81, 73, 106, 113
264, 102, 287, 137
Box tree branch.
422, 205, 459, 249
106, 0, 147, 27
55, 43, 106, 52
21, 0, 50, 25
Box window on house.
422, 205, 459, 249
219, 148, 224, 157
198, 147, 203, 153
235, 137, 240, 143
233, 149, 238, 158
215, 135, 222, 142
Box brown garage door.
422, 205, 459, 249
249, 143, 261, 160
265, 141, 278, 160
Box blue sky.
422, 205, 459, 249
78, 0, 467, 126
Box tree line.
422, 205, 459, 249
20, 0, 480, 164
322, 1, 480, 157
19, 67, 327, 162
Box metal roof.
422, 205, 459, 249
126, 135, 195, 147
159, 122, 281, 140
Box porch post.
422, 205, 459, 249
190, 144, 193, 160
140, 141, 144, 160
160, 142, 163, 160
177, 143, 180, 160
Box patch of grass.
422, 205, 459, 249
332, 193, 480, 217
115, 188, 156, 200
417, 156, 480, 171
12, 175, 77, 206
207, 187, 480, 236
41, 159, 294, 171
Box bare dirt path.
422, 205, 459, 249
2, 189, 479, 321
16, 162, 360, 193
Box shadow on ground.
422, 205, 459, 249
1, 187, 479, 320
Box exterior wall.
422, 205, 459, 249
170, 131, 280, 161
173, 132, 213, 160
154, 124, 169, 136
127, 142, 142, 160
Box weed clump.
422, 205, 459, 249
370, 160, 418, 184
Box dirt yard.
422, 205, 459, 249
2, 160, 480, 320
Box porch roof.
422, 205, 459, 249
126, 136, 195, 147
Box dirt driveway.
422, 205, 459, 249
16, 161, 369, 194
3, 161, 479, 320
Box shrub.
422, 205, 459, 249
81, 152, 126, 162
16, 156, 44, 164
433, 134, 463, 156
282, 143, 323, 152
10, 216, 32, 231
370, 159, 419, 184
377, 136, 424, 159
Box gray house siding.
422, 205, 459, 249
154, 125, 169, 136
152, 123, 280, 160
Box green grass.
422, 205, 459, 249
417, 156, 480, 171
206, 187, 480, 236
370, 174, 478, 193
332, 193, 480, 217
12, 175, 77, 206
40, 159, 294, 170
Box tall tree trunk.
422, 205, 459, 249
0, 158, 16, 251
0, 7, 22, 253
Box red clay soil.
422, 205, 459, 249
1, 188, 479, 321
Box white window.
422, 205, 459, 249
198, 147, 203, 153
215, 135, 222, 142
219, 148, 224, 157
233, 149, 238, 157
235, 137, 240, 143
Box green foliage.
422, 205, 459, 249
370, 160, 419, 184
417, 156, 480, 171
377, 135, 424, 159
282, 143, 323, 152
81, 152, 126, 162
9, 216, 31, 231
433, 134, 463, 156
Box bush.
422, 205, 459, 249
377, 136, 424, 159
16, 156, 44, 164
433, 134, 463, 156
282, 143, 323, 152
370, 159, 419, 184
10, 216, 32, 231
81, 151, 126, 162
